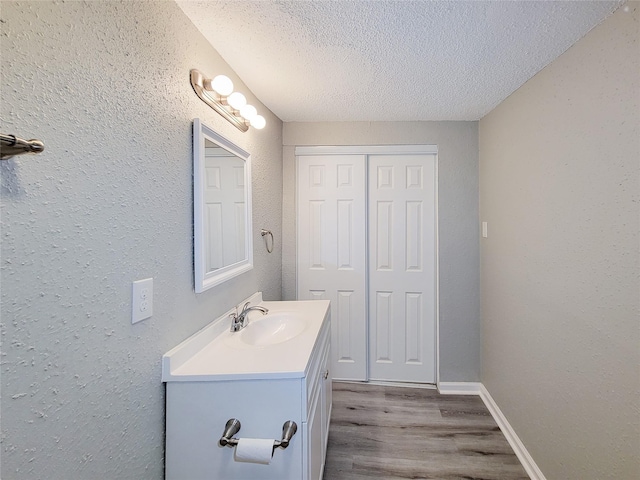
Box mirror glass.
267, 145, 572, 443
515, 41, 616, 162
193, 119, 252, 292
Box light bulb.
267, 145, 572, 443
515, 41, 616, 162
240, 104, 257, 120
210, 75, 233, 96
227, 92, 247, 110
250, 115, 266, 130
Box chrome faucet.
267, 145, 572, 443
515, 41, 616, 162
229, 301, 269, 332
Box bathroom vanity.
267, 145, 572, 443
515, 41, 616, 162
162, 294, 332, 480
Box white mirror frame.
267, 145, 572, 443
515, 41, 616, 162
193, 118, 253, 293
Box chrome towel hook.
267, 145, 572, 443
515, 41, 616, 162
261, 229, 274, 253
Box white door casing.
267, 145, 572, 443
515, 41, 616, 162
368, 154, 437, 383
297, 155, 368, 381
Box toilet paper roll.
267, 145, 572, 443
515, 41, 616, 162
234, 438, 274, 465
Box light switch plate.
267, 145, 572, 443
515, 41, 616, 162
132, 278, 153, 324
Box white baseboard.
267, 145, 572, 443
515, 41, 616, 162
437, 381, 482, 395
478, 385, 547, 480
438, 382, 546, 480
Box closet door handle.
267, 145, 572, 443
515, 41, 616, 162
323, 370, 329, 380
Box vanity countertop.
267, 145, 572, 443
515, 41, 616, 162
162, 296, 330, 382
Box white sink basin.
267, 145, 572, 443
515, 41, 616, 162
241, 313, 307, 345
225, 313, 308, 348
162, 296, 331, 381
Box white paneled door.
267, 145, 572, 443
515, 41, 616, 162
297, 155, 368, 381
297, 148, 436, 383
368, 154, 436, 383
204, 149, 246, 271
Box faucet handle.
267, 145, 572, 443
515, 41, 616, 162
229, 311, 241, 332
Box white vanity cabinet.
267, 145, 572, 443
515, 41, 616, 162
163, 297, 331, 480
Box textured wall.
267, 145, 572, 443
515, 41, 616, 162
282, 122, 480, 382
479, 4, 639, 479
1, 2, 282, 479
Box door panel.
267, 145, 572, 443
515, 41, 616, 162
204, 151, 245, 270
368, 154, 436, 383
297, 155, 367, 381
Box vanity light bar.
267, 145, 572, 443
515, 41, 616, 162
190, 70, 266, 132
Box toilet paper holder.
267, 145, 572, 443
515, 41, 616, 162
219, 418, 298, 451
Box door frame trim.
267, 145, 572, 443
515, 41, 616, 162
295, 145, 438, 156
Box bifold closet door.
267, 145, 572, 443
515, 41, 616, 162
297, 155, 367, 381
368, 154, 436, 383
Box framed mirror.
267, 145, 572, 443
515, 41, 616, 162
193, 118, 253, 293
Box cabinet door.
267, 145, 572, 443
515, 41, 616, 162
321, 342, 332, 450
297, 155, 367, 381
306, 386, 324, 480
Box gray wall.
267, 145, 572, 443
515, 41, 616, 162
1, 2, 282, 479
282, 122, 480, 382
479, 4, 639, 479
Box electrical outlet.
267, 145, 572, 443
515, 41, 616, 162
132, 278, 153, 324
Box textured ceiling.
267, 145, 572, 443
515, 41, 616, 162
177, 0, 624, 122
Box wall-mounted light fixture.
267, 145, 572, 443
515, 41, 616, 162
190, 69, 266, 132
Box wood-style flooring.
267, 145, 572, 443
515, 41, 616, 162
323, 382, 529, 480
